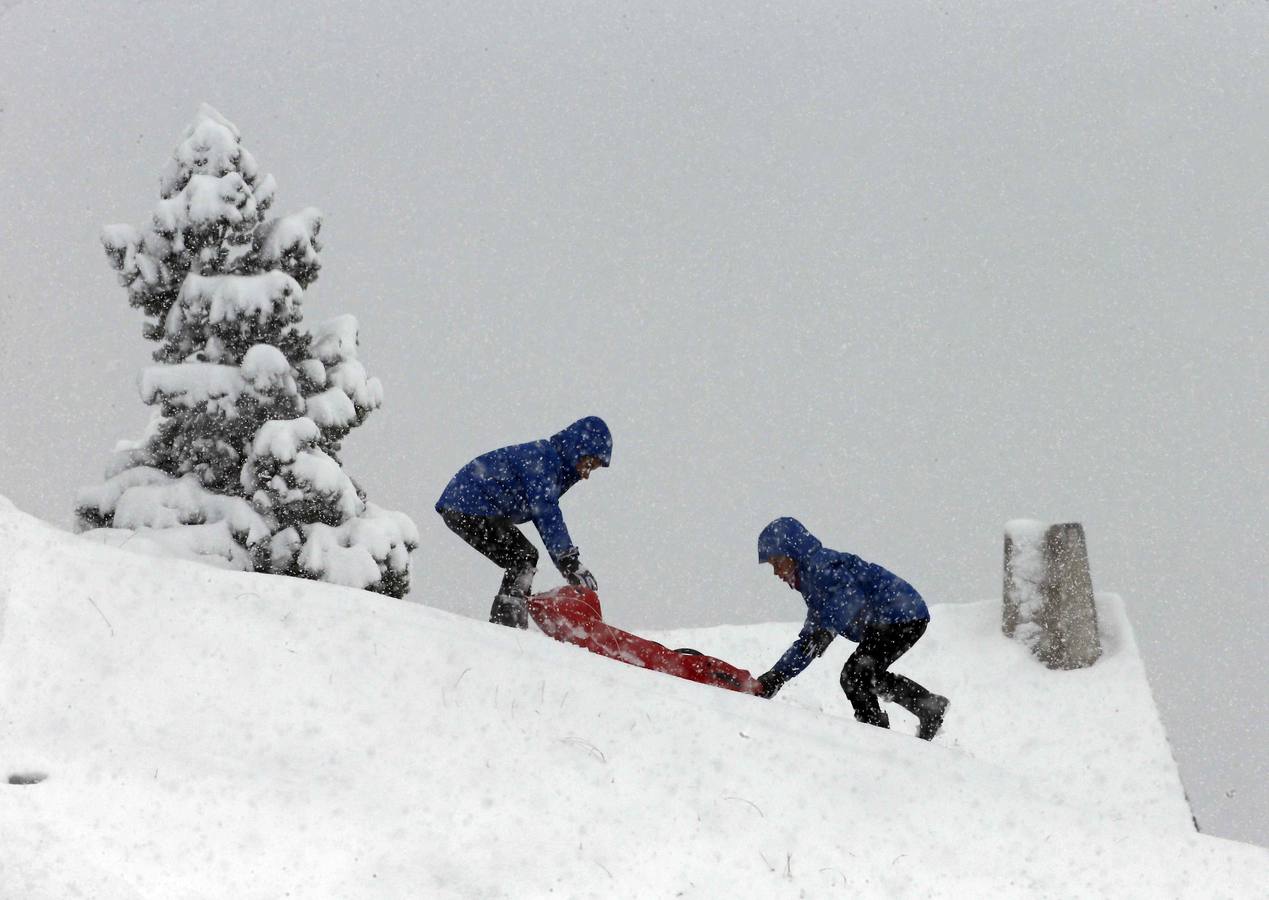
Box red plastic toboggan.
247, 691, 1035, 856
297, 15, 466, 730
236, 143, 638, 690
527, 585, 762, 695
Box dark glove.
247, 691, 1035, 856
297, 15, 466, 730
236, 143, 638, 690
805, 627, 835, 659
756, 670, 787, 699
556, 547, 598, 592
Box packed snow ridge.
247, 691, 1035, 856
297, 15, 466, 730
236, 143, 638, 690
0, 497, 1264, 897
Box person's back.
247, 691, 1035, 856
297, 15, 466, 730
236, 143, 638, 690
438, 438, 567, 523
797, 543, 928, 640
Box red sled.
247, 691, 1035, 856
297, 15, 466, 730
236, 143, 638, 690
527, 585, 763, 696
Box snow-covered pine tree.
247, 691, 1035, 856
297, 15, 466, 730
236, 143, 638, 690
77, 104, 418, 598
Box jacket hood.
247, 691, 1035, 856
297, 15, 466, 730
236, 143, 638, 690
549, 416, 613, 469
757, 517, 823, 563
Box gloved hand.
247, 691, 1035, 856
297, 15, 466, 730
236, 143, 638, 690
556, 546, 598, 592
756, 670, 787, 699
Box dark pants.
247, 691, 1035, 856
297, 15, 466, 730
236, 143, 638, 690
840, 619, 933, 728
439, 509, 538, 627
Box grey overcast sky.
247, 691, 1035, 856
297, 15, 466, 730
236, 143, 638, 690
1, 1, 1265, 845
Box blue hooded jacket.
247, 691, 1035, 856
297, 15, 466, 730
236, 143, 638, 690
436, 417, 612, 563
759, 517, 929, 681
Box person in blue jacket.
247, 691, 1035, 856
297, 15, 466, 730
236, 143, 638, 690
436, 416, 612, 628
753, 517, 949, 740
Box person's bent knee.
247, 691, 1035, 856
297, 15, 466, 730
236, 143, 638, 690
437, 507, 462, 533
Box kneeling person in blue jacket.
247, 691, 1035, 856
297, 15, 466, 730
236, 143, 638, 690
436, 416, 612, 628
754, 517, 949, 740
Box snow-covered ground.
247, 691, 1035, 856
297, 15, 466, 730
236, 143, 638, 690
1, 496, 1264, 898
3, 0, 1266, 847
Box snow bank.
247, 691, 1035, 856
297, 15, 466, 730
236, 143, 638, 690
654, 594, 1192, 833
0, 498, 1263, 898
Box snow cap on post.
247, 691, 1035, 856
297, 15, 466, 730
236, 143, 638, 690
1003, 519, 1102, 669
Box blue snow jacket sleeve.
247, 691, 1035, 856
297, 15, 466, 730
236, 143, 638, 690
760, 517, 929, 682
771, 615, 836, 681
524, 461, 574, 561
437, 416, 612, 563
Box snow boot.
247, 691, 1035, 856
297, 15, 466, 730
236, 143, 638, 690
489, 592, 528, 629
915, 694, 949, 741
855, 708, 890, 729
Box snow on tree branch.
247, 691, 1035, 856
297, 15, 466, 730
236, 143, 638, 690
78, 105, 416, 597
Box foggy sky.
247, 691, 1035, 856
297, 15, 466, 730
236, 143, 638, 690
1, 1, 1265, 845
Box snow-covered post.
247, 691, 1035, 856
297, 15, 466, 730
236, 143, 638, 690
1002, 520, 1102, 669
77, 105, 418, 598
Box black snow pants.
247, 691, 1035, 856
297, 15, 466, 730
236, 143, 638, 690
840, 618, 933, 728
438, 509, 539, 628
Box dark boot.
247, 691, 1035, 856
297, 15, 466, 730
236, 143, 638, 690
841, 661, 890, 729
490, 560, 535, 629
854, 706, 890, 729
489, 593, 528, 629
915, 694, 949, 741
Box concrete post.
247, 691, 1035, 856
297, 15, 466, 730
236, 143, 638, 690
1003, 520, 1102, 669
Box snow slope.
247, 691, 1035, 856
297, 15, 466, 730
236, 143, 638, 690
1, 497, 1264, 898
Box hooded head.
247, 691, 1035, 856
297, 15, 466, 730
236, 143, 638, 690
551, 416, 613, 470
757, 517, 822, 564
